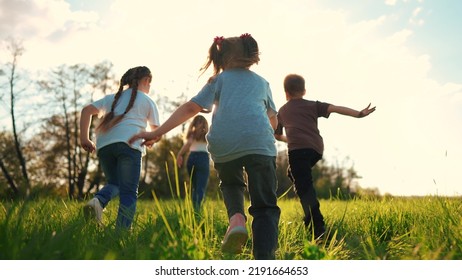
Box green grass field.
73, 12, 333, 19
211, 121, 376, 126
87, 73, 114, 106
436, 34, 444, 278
1, 195, 461, 260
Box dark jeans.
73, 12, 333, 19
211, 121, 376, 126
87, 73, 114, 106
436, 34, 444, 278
186, 151, 210, 209
214, 154, 280, 260
288, 148, 325, 229
96, 142, 141, 229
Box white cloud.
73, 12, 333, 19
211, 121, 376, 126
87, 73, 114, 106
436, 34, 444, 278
0, 0, 104, 72
385, 0, 398, 6
0, 0, 99, 40
410, 7, 425, 26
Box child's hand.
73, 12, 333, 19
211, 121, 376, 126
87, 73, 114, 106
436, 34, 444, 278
144, 136, 162, 148
358, 103, 376, 118
128, 132, 145, 145
128, 132, 161, 146
81, 139, 96, 153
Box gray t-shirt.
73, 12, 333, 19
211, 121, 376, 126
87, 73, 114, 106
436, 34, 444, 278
191, 69, 277, 163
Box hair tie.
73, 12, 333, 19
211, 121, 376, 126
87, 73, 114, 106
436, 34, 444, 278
240, 33, 252, 39
214, 36, 224, 46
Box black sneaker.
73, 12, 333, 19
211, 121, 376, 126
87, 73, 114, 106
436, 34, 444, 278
314, 226, 326, 240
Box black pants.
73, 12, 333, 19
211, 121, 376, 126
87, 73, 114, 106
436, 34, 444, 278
288, 148, 325, 229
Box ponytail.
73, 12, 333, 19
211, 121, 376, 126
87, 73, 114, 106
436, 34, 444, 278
200, 36, 225, 77
199, 34, 260, 82
240, 33, 259, 63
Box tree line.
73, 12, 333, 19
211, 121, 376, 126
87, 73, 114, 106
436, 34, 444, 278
0, 39, 380, 200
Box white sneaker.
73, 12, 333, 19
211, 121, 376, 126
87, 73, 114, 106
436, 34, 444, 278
83, 197, 103, 224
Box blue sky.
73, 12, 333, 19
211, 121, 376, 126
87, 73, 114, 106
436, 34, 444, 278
1, 0, 461, 196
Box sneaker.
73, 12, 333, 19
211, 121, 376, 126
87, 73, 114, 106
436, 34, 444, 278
221, 213, 248, 254
314, 226, 326, 240
83, 197, 103, 224
306, 222, 327, 240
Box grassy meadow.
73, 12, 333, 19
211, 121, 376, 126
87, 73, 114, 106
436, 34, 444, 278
1, 194, 461, 260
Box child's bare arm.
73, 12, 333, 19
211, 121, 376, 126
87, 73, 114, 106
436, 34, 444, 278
177, 137, 193, 168
274, 120, 287, 142
129, 101, 203, 145
80, 104, 99, 153
328, 103, 376, 118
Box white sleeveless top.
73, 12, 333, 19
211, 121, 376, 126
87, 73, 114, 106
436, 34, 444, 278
190, 140, 208, 152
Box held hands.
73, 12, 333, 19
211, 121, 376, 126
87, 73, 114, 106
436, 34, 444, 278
358, 103, 376, 118
128, 131, 162, 146
143, 137, 161, 148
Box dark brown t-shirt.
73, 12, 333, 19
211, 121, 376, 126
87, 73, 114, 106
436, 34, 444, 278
275, 99, 330, 154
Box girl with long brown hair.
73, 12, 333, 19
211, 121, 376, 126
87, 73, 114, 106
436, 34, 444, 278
80, 66, 160, 230
176, 115, 210, 210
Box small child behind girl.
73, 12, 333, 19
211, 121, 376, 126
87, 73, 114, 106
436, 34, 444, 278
176, 115, 210, 210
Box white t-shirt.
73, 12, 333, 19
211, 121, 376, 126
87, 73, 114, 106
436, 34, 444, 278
92, 88, 160, 155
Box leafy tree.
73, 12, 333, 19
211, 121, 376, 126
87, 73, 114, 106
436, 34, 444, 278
38, 65, 80, 198
77, 61, 116, 197
0, 38, 30, 196
35, 62, 115, 199
0, 132, 20, 198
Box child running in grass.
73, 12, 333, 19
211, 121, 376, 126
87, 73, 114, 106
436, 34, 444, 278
274, 73, 375, 239
176, 115, 210, 210
129, 34, 280, 259
80, 66, 160, 230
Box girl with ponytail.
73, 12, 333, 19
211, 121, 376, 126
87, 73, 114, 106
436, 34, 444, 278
130, 34, 280, 259
80, 66, 160, 230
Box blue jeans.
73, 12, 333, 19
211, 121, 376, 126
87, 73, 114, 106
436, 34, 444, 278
95, 142, 141, 229
186, 151, 210, 209
214, 154, 280, 260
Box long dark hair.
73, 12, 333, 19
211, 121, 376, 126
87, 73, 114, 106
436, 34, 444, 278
96, 66, 151, 133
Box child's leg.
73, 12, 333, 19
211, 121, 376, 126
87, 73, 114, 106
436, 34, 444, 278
186, 155, 198, 207
97, 145, 121, 208
113, 143, 142, 229
214, 158, 248, 254
187, 152, 210, 209
244, 155, 280, 260
288, 149, 325, 236
214, 159, 246, 219
85, 144, 121, 224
